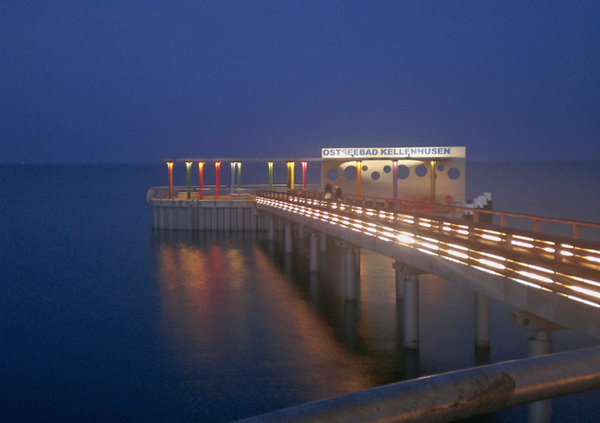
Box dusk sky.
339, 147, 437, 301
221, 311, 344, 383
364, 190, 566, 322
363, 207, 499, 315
2, 1, 599, 163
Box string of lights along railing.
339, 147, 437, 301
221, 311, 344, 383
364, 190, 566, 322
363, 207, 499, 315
256, 191, 600, 309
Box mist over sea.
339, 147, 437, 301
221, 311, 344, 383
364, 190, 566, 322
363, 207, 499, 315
1, 161, 599, 422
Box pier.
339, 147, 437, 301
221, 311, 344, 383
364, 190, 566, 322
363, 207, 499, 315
147, 149, 600, 421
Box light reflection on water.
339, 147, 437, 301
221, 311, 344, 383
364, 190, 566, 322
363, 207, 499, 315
153, 228, 600, 422
2, 163, 599, 423
154, 231, 373, 412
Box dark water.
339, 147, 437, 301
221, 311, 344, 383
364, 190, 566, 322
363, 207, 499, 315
1, 162, 599, 422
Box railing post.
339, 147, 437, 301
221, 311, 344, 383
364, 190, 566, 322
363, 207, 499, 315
469, 224, 476, 242
554, 246, 563, 263
506, 233, 514, 251
573, 224, 581, 240
533, 219, 540, 233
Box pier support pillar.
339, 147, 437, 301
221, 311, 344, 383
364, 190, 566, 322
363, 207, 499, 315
354, 248, 361, 274
403, 273, 420, 349
512, 312, 566, 423
529, 330, 552, 357
475, 292, 490, 348
319, 232, 328, 253
296, 225, 305, 251
285, 223, 293, 254
528, 330, 553, 423
268, 216, 276, 241
309, 232, 319, 273
344, 248, 358, 301
393, 261, 406, 301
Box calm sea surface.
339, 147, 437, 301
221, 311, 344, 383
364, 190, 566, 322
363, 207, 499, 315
1, 161, 599, 422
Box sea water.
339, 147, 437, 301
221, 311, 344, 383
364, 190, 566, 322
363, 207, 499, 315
0, 161, 599, 422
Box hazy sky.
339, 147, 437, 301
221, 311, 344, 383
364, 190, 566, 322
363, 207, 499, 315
2, 1, 599, 163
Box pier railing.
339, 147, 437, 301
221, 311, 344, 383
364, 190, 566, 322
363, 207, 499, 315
257, 189, 600, 307
146, 184, 321, 202
283, 189, 600, 243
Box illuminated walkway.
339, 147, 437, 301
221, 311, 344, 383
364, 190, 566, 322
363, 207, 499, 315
256, 190, 600, 341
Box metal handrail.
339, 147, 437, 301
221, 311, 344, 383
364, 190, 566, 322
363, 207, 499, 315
233, 346, 600, 423
283, 189, 600, 241
147, 184, 322, 201
256, 190, 600, 306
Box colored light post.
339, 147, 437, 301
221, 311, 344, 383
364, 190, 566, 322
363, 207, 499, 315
186, 162, 192, 199
215, 162, 221, 197
268, 161, 273, 191
230, 162, 236, 194
167, 161, 173, 199
198, 162, 204, 199
286, 162, 295, 190
302, 161, 307, 190
356, 161, 362, 196
393, 160, 398, 200
430, 160, 436, 204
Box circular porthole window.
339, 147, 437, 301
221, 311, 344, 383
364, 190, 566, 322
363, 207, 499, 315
437, 164, 445, 172
397, 165, 410, 179
327, 169, 338, 181
448, 167, 461, 180
371, 171, 381, 181
344, 165, 357, 181
415, 165, 428, 177
383, 165, 391, 173
362, 165, 368, 172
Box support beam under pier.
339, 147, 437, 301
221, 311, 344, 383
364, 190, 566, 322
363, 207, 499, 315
354, 248, 361, 274
268, 216, 276, 241
393, 261, 406, 301
319, 232, 327, 253
285, 223, 293, 254
344, 248, 358, 301
475, 292, 491, 348
309, 232, 319, 273
403, 273, 420, 349
512, 312, 566, 423
336, 240, 360, 301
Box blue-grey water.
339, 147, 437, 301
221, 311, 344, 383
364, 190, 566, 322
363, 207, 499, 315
1, 161, 599, 422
